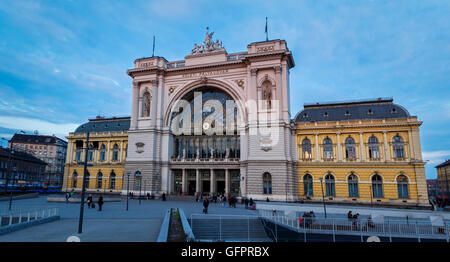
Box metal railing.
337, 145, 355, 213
259, 209, 450, 242
190, 214, 270, 242
0, 208, 58, 228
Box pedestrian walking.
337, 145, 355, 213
249, 198, 254, 208
347, 211, 353, 221
244, 198, 249, 209
65, 192, 70, 204
202, 198, 210, 214
162, 192, 166, 201
98, 195, 104, 211
87, 194, 93, 208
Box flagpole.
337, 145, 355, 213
265, 17, 268, 41
152, 36, 155, 57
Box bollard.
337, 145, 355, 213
19, 212, 22, 223
27, 212, 30, 222
35, 210, 37, 220
9, 215, 12, 226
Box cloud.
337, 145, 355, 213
423, 150, 450, 166
0, 116, 79, 139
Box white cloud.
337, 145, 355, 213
0, 116, 79, 139
423, 150, 450, 166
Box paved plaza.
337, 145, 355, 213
0, 195, 257, 242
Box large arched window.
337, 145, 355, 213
323, 138, 333, 160
393, 135, 405, 159
87, 145, 94, 162
302, 138, 312, 159
303, 174, 313, 196
325, 173, 335, 197
97, 171, 103, 189
99, 144, 106, 161
368, 136, 380, 159
110, 171, 116, 189
72, 171, 78, 188
135, 171, 142, 190
348, 173, 359, 197
112, 144, 119, 161
263, 173, 272, 194
397, 175, 409, 199
345, 137, 356, 160
75, 148, 82, 161
84, 172, 90, 189
372, 174, 383, 198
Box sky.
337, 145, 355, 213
0, 0, 449, 178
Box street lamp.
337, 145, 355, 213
319, 177, 327, 218
77, 132, 95, 234
2, 130, 26, 211
138, 174, 142, 205
126, 172, 131, 211
369, 185, 373, 208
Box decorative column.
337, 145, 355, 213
407, 130, 414, 161
359, 132, 365, 162
196, 169, 201, 194
383, 131, 389, 162
337, 133, 342, 161
315, 134, 320, 161
210, 169, 215, 194
182, 168, 187, 194
225, 169, 230, 196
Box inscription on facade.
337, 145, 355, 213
139, 62, 154, 68
257, 46, 274, 53
182, 69, 229, 78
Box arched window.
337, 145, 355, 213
372, 174, 383, 198
393, 136, 405, 159
110, 171, 116, 189
99, 144, 106, 161
302, 138, 312, 159
397, 175, 409, 199
75, 148, 82, 161
303, 174, 313, 196
135, 171, 142, 190
142, 91, 151, 117
72, 171, 78, 188
325, 173, 335, 196
97, 171, 103, 189
84, 172, 90, 189
323, 138, 333, 160
345, 137, 356, 160
348, 173, 359, 197
112, 144, 119, 161
263, 172, 272, 194
368, 136, 380, 159
87, 145, 94, 162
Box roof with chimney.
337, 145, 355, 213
74, 116, 131, 134
10, 134, 67, 146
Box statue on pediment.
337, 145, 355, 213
191, 27, 225, 54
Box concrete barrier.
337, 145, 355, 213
178, 208, 195, 241
157, 209, 171, 242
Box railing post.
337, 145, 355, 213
446, 224, 449, 243
35, 210, 37, 220
219, 216, 222, 241
332, 219, 336, 242
27, 212, 30, 222
388, 220, 392, 242
416, 221, 420, 242
248, 216, 250, 242
8, 215, 12, 226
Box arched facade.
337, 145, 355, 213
124, 33, 296, 200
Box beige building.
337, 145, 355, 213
10, 134, 67, 187
436, 160, 450, 199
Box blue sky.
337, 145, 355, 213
0, 0, 449, 178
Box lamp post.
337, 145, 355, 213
319, 177, 327, 218
369, 185, 373, 208
126, 172, 130, 211
78, 132, 92, 234
138, 174, 142, 205
2, 130, 26, 211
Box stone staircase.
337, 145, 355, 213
189, 216, 272, 242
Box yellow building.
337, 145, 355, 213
293, 98, 429, 207
62, 116, 130, 195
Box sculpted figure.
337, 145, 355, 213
143, 92, 151, 117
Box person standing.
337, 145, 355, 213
203, 198, 210, 214
98, 195, 104, 212
249, 198, 254, 208
162, 192, 166, 201
65, 192, 70, 204
87, 194, 93, 208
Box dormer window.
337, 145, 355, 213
323, 112, 328, 117
345, 110, 350, 116
368, 109, 373, 115
303, 113, 308, 118
391, 108, 397, 114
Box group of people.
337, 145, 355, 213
86, 194, 104, 211
348, 211, 375, 229
198, 193, 241, 214
243, 198, 255, 209
299, 211, 316, 227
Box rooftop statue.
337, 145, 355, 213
191, 27, 224, 54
